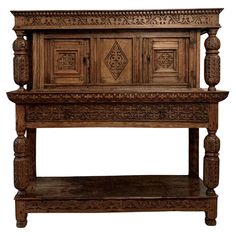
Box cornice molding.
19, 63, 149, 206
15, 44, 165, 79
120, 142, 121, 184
11, 8, 223, 30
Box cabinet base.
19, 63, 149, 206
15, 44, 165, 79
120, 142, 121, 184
15, 175, 217, 227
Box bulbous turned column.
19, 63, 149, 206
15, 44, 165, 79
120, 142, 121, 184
203, 131, 220, 196
14, 133, 29, 191
204, 29, 220, 91
14, 105, 29, 192
13, 31, 29, 90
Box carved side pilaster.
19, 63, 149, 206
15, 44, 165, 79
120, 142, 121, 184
204, 29, 220, 91
13, 31, 29, 90
203, 131, 220, 196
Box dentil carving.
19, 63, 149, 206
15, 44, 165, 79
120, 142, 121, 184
12, 9, 222, 29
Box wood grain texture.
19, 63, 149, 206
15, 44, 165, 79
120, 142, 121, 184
15, 176, 217, 227
8, 8, 228, 227
189, 128, 199, 177
18, 175, 209, 199
11, 9, 222, 30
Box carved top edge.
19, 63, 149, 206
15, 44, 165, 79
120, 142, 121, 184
7, 90, 229, 104
11, 8, 223, 30
11, 8, 223, 16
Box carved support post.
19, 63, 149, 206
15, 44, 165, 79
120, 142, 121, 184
14, 105, 29, 191
27, 128, 36, 180
204, 29, 220, 91
13, 31, 29, 90
203, 104, 219, 196
189, 128, 199, 177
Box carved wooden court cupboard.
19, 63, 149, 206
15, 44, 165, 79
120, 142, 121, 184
8, 9, 229, 227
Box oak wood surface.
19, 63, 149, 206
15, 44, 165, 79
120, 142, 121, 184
17, 175, 208, 200
8, 8, 228, 227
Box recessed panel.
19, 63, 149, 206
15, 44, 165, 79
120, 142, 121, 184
100, 39, 133, 84
45, 40, 90, 87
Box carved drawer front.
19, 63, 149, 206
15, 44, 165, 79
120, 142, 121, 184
45, 39, 90, 87
26, 103, 209, 123
99, 38, 133, 84
143, 38, 188, 86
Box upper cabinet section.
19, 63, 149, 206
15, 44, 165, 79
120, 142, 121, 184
32, 31, 199, 89
11, 9, 223, 90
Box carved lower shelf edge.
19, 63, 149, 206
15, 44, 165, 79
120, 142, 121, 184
15, 175, 218, 226
21, 198, 214, 213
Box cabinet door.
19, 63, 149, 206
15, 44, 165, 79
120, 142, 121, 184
99, 38, 133, 85
45, 39, 90, 87
143, 38, 189, 87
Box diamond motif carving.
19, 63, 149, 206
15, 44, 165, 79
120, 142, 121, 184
104, 41, 128, 80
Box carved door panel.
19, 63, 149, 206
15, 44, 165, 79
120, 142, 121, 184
143, 38, 189, 87
45, 39, 90, 87
99, 38, 133, 84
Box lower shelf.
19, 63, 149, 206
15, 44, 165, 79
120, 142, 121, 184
15, 175, 217, 227
18, 175, 210, 200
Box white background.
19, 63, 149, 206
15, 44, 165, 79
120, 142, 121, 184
0, 0, 234, 235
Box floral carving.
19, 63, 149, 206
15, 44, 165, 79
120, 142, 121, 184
7, 91, 229, 104
25, 199, 209, 212
57, 53, 76, 70
156, 52, 174, 70
26, 103, 209, 123
104, 41, 128, 79
12, 9, 222, 30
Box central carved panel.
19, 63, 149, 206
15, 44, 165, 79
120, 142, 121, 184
57, 53, 76, 71
156, 52, 174, 70
104, 41, 128, 80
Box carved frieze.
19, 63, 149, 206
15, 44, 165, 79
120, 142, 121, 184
11, 9, 222, 30
7, 91, 229, 104
26, 103, 209, 123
